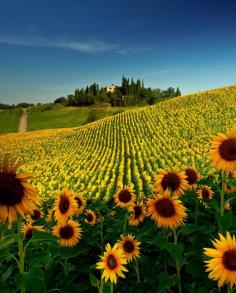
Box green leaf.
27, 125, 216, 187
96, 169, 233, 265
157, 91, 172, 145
56, 246, 81, 258
16, 268, 45, 291
30, 231, 57, 243
157, 272, 178, 292
89, 272, 100, 288
1, 265, 14, 283
0, 235, 17, 249
0, 248, 11, 261
167, 243, 184, 263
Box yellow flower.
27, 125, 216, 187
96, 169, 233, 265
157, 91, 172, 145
53, 188, 78, 223
204, 232, 236, 288
113, 186, 135, 209
183, 167, 200, 189
117, 234, 141, 262
85, 210, 96, 225
154, 167, 188, 197
224, 201, 231, 210
210, 128, 236, 170
27, 209, 43, 223
22, 223, 45, 240
96, 243, 128, 284
0, 157, 40, 224
128, 202, 145, 226
147, 191, 187, 229
53, 219, 82, 247
74, 194, 86, 215
197, 185, 214, 200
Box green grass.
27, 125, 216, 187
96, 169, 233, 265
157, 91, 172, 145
28, 105, 125, 131
0, 109, 20, 134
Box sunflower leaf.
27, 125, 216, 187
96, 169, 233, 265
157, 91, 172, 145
89, 272, 100, 288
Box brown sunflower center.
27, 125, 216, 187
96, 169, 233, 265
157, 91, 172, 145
59, 195, 70, 214
59, 225, 74, 239
185, 169, 198, 185
134, 206, 142, 219
202, 189, 210, 199
118, 189, 132, 203
107, 254, 117, 270
0, 173, 24, 206
223, 249, 236, 271
25, 228, 35, 240
219, 138, 236, 162
31, 210, 41, 220
75, 197, 82, 208
124, 240, 135, 253
86, 213, 94, 222
161, 173, 181, 192
154, 198, 175, 217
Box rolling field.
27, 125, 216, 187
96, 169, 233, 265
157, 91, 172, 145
1, 85, 236, 200
0, 109, 20, 134
0, 105, 126, 134
1, 85, 236, 292
28, 105, 126, 131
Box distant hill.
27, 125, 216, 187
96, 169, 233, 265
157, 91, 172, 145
1, 85, 236, 200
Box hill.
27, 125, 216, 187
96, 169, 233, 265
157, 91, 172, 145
1, 85, 236, 199
0, 108, 20, 134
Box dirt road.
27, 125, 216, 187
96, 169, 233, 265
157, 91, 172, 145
18, 108, 28, 132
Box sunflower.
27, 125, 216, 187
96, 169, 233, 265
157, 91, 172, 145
197, 185, 214, 200
53, 219, 82, 247
210, 128, 236, 171
85, 210, 96, 225
227, 170, 236, 179
183, 167, 200, 189
0, 157, 40, 224
74, 194, 86, 215
53, 188, 78, 223
128, 202, 145, 226
113, 186, 135, 208
21, 223, 45, 240
96, 243, 128, 284
154, 167, 188, 197
27, 209, 43, 223
147, 191, 187, 229
117, 234, 141, 262
224, 201, 231, 210
204, 232, 236, 288
225, 185, 236, 194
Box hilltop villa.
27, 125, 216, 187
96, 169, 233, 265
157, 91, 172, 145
106, 84, 117, 94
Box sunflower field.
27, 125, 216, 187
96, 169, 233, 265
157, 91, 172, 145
0, 85, 236, 292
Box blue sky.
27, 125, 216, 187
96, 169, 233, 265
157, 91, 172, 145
0, 0, 236, 104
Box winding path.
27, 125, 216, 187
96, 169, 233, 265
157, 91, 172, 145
18, 108, 28, 132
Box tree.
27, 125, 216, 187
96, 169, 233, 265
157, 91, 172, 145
176, 87, 181, 97
54, 97, 67, 105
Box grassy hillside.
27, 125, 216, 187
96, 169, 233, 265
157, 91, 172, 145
28, 105, 126, 131
0, 109, 20, 134
1, 85, 236, 199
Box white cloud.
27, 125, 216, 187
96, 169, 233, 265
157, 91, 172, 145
0, 35, 119, 53
117, 46, 152, 57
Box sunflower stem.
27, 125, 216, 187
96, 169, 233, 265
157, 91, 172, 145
98, 277, 104, 293
17, 219, 25, 293
110, 282, 113, 293
173, 229, 182, 293
220, 171, 226, 233
64, 258, 68, 276
100, 216, 104, 253
194, 198, 199, 225
220, 170, 226, 217
134, 259, 140, 283
123, 211, 128, 232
